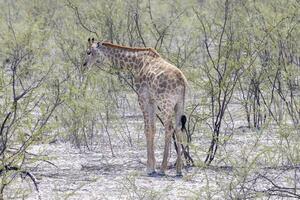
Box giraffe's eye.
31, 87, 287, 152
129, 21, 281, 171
87, 51, 91, 55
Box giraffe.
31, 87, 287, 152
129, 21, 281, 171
83, 38, 188, 177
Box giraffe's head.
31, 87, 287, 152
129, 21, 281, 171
83, 38, 105, 68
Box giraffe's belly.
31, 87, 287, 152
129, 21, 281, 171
149, 84, 184, 109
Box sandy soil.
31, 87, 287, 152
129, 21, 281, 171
5, 98, 300, 199
6, 126, 300, 200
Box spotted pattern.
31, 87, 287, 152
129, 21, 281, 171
86, 40, 187, 176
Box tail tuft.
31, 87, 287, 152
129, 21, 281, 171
181, 115, 187, 131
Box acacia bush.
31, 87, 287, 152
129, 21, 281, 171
0, 0, 299, 199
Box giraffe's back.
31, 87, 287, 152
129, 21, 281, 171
141, 58, 187, 109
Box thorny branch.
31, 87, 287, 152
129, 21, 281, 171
0, 165, 41, 200
133, 12, 147, 47
256, 173, 300, 198
66, 0, 99, 38
147, 0, 186, 49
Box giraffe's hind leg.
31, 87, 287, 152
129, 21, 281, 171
158, 99, 184, 177
160, 110, 174, 175
174, 102, 184, 177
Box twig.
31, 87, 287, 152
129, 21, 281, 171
66, 0, 99, 38
258, 173, 300, 198
0, 165, 41, 200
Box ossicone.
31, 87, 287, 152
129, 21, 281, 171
88, 37, 95, 44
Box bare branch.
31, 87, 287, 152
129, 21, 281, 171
65, 0, 99, 38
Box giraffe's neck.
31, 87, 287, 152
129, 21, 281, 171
98, 43, 160, 74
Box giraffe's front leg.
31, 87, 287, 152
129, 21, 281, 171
145, 122, 156, 176
138, 95, 156, 176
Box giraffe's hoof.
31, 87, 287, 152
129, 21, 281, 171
147, 171, 158, 177
176, 172, 183, 178
157, 171, 166, 177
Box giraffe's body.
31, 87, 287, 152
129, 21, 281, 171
84, 38, 187, 176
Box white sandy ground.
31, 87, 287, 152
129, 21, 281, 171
5, 126, 300, 199
4, 96, 300, 199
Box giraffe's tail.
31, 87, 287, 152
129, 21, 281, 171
180, 115, 187, 132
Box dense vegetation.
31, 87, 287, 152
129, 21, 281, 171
0, 0, 299, 199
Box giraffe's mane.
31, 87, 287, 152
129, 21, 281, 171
101, 42, 160, 57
